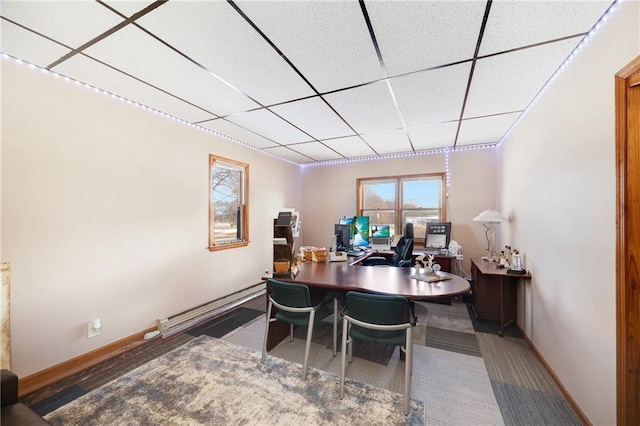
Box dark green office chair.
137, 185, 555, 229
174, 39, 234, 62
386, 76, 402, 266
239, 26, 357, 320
339, 291, 415, 415
262, 279, 339, 379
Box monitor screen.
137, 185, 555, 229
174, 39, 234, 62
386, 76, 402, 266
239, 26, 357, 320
371, 224, 390, 238
352, 216, 370, 247
334, 224, 351, 250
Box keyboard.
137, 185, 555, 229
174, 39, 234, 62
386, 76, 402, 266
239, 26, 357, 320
346, 249, 365, 257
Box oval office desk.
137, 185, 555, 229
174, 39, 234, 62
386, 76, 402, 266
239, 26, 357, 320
264, 261, 470, 350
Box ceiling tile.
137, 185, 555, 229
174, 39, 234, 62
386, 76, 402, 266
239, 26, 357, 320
322, 136, 377, 159
391, 62, 471, 127
101, 1, 157, 18
464, 38, 579, 118
270, 97, 355, 140
199, 119, 276, 150
456, 112, 521, 146
226, 109, 314, 145
52, 54, 216, 123
408, 122, 458, 151
287, 141, 344, 162
0, 20, 71, 68
480, 1, 612, 56
235, 0, 384, 93
263, 146, 314, 164
0, 1, 123, 49
366, 1, 486, 76
324, 81, 403, 134
135, 1, 315, 106
361, 129, 412, 155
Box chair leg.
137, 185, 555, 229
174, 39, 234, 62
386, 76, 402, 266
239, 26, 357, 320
262, 300, 273, 363
339, 317, 349, 399
332, 297, 338, 357
347, 322, 353, 364
403, 327, 413, 416
289, 324, 294, 342
302, 311, 316, 379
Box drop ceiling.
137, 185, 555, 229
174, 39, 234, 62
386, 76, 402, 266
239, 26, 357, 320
0, 0, 614, 165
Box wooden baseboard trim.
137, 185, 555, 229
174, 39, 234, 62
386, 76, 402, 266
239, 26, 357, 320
516, 324, 591, 425
18, 326, 156, 398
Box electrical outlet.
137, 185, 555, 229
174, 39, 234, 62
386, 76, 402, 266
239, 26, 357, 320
87, 318, 101, 338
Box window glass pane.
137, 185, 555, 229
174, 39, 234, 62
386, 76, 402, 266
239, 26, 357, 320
213, 166, 242, 244
402, 178, 440, 208
402, 209, 441, 239
362, 210, 396, 236
362, 180, 395, 209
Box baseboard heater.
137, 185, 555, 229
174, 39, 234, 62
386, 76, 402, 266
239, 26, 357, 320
156, 282, 265, 338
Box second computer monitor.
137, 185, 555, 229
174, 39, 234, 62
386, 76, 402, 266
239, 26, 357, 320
334, 223, 351, 250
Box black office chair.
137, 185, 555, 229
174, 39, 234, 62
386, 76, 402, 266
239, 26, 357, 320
363, 222, 414, 267
339, 291, 416, 415
261, 279, 339, 379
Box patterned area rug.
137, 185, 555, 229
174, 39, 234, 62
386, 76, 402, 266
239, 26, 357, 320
45, 336, 425, 425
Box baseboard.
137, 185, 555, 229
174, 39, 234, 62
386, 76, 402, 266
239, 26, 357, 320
18, 326, 156, 398
516, 323, 591, 425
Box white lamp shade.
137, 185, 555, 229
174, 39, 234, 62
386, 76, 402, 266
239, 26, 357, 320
473, 209, 508, 223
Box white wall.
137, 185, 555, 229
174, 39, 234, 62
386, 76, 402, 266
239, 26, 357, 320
301, 148, 498, 273
1, 58, 303, 377
498, 1, 639, 424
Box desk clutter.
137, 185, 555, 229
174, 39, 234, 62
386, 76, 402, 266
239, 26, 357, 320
410, 272, 453, 283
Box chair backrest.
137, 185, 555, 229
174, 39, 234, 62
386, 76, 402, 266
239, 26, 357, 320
267, 279, 312, 320
391, 222, 414, 267
345, 291, 410, 339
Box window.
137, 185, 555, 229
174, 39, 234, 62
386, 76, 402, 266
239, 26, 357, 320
209, 154, 249, 251
357, 173, 445, 243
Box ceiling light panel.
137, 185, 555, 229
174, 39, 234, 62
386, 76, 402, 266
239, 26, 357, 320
0, 21, 71, 68
52, 54, 215, 123
480, 1, 612, 56
391, 62, 471, 127
81, 26, 259, 117
457, 112, 522, 146
366, 1, 486, 76
407, 122, 458, 151
324, 81, 404, 134
464, 38, 579, 118
235, 0, 384, 93
101, 1, 157, 18
226, 109, 314, 145
0, 1, 123, 50
361, 129, 412, 155
263, 146, 314, 164
287, 142, 343, 162
323, 136, 377, 159
199, 119, 276, 150
135, 1, 315, 106
270, 97, 355, 140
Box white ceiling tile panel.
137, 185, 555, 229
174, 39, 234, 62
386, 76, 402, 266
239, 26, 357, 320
0, 1, 123, 49
199, 119, 276, 150
480, 1, 612, 56
324, 81, 404, 134
226, 109, 314, 145
0, 21, 71, 68
407, 122, 458, 151
270, 97, 355, 140
101, 1, 157, 18
135, 1, 315, 106
323, 136, 377, 159
457, 112, 521, 146
361, 129, 412, 155
391, 62, 471, 127
81, 26, 259, 117
464, 38, 578, 118
263, 146, 314, 164
235, 0, 384, 93
52, 54, 215, 123
366, 1, 486, 76
288, 142, 343, 162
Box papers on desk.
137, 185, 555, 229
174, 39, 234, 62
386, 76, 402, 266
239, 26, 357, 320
410, 273, 453, 283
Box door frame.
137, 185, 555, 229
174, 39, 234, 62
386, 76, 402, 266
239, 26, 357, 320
615, 54, 640, 425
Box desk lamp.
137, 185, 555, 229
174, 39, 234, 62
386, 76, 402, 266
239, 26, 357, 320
473, 208, 508, 261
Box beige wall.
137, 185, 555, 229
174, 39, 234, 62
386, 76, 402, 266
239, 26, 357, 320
498, 1, 639, 424
1, 58, 303, 377
300, 147, 498, 273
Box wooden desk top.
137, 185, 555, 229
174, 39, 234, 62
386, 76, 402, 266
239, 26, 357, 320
471, 257, 532, 278
273, 261, 470, 301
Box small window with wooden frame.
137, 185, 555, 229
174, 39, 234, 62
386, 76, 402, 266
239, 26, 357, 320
357, 173, 446, 244
209, 154, 249, 251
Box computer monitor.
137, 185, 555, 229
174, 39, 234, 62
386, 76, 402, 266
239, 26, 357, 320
334, 223, 351, 251
371, 224, 391, 238
424, 222, 451, 250
351, 216, 370, 247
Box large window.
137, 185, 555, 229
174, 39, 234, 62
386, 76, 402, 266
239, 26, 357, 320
357, 173, 445, 243
209, 154, 249, 251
